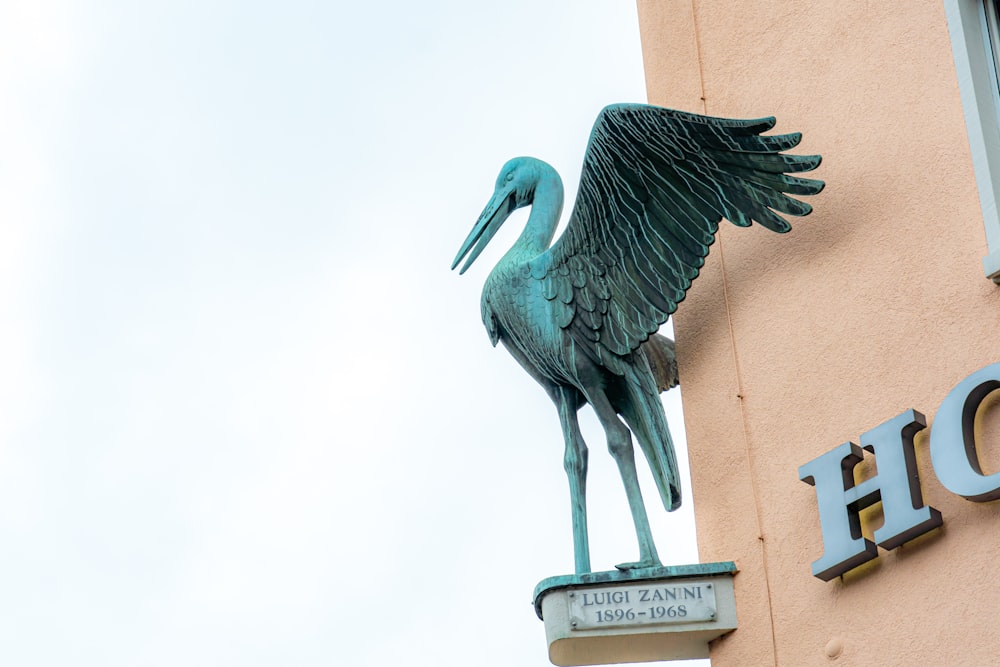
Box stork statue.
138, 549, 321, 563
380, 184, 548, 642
452, 104, 823, 574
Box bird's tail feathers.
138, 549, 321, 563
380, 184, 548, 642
620, 358, 681, 512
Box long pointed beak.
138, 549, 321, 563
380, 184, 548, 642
451, 189, 516, 274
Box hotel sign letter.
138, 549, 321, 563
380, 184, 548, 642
798, 410, 943, 581
930, 364, 1000, 501
799, 363, 1000, 581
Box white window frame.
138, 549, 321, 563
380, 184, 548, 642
944, 0, 1000, 282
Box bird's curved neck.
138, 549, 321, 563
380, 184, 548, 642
509, 167, 564, 260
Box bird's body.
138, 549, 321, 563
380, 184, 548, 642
454, 104, 823, 574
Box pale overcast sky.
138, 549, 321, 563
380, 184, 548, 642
0, 1, 704, 665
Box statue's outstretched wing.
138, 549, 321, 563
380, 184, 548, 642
528, 104, 823, 375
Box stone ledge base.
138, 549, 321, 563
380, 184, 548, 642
533, 562, 738, 666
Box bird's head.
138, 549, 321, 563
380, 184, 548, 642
452, 157, 547, 274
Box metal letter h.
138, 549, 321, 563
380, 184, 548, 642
799, 409, 943, 581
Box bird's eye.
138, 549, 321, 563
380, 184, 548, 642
505, 173, 515, 182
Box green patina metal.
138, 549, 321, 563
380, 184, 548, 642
532, 561, 738, 621
453, 104, 822, 574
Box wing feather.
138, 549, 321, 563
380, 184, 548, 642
531, 103, 823, 364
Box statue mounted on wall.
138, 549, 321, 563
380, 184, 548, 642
452, 104, 823, 574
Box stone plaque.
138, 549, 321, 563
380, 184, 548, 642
566, 579, 717, 631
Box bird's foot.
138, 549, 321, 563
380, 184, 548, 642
615, 559, 662, 572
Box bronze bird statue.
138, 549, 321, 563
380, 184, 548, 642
452, 104, 823, 574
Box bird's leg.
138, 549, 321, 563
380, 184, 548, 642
557, 387, 590, 574
587, 389, 662, 571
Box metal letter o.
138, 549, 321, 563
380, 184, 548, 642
930, 362, 1000, 501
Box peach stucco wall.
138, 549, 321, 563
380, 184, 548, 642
637, 2, 1000, 665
